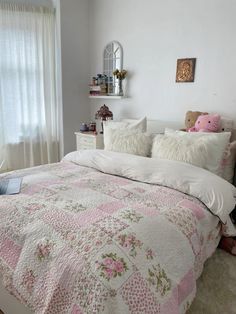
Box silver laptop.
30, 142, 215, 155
0, 160, 22, 195
0, 177, 22, 195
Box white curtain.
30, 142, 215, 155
0, 3, 60, 171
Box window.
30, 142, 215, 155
0, 4, 60, 170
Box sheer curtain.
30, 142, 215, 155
0, 3, 60, 171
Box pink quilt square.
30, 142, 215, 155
134, 205, 159, 217
71, 304, 83, 314
179, 200, 205, 220
76, 208, 109, 227
43, 210, 82, 232
98, 201, 125, 214
120, 272, 160, 313
160, 287, 178, 314
0, 237, 21, 269
43, 208, 108, 231
178, 269, 195, 305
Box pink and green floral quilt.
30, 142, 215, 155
0, 155, 223, 314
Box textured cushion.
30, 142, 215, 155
152, 134, 209, 168
152, 130, 231, 175
165, 128, 234, 181
103, 117, 147, 133
104, 129, 152, 157
221, 117, 235, 183
221, 144, 236, 183
219, 118, 235, 183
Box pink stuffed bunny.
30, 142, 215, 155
188, 114, 221, 132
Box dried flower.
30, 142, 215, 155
113, 69, 127, 80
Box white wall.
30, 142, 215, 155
89, 0, 236, 127
60, 0, 90, 154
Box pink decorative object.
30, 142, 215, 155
188, 114, 221, 132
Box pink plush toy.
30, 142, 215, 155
188, 114, 221, 132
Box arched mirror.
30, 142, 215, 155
103, 41, 123, 95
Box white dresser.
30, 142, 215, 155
75, 132, 104, 150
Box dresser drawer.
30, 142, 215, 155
77, 136, 95, 146
79, 141, 95, 149
75, 132, 104, 150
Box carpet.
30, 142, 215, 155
188, 248, 236, 314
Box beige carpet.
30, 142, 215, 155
188, 248, 236, 314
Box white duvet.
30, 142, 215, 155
64, 150, 236, 235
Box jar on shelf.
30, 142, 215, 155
80, 123, 89, 132
89, 122, 96, 132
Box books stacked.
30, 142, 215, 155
89, 85, 101, 96
89, 84, 107, 96
89, 74, 110, 96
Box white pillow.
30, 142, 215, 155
152, 134, 210, 169
221, 152, 235, 183
104, 128, 152, 157
218, 118, 235, 183
163, 129, 231, 176
221, 143, 236, 183
103, 117, 147, 133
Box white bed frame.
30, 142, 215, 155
124, 118, 236, 138
123, 118, 183, 134
0, 118, 235, 314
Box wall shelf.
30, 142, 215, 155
89, 95, 124, 99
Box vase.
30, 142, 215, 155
115, 79, 123, 96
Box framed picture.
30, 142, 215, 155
176, 58, 196, 83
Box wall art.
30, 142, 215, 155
176, 58, 196, 83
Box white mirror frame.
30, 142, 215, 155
103, 41, 123, 95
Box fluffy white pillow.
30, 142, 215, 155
163, 129, 231, 176
152, 134, 209, 168
103, 117, 147, 133
221, 143, 236, 183
104, 129, 152, 157
222, 153, 235, 183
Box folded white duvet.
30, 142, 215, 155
63, 150, 236, 225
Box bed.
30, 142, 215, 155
0, 119, 236, 314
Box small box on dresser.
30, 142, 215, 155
75, 132, 104, 150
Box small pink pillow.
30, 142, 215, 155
189, 114, 221, 132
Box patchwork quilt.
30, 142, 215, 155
0, 153, 226, 313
